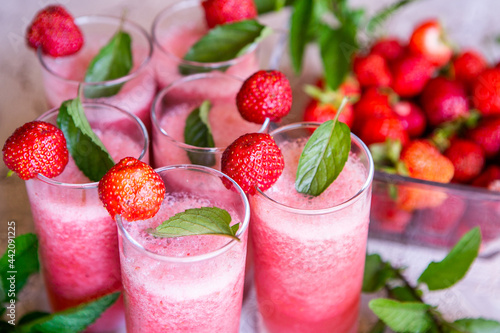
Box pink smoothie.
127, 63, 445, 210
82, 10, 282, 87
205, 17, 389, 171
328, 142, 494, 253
25, 129, 148, 332
249, 137, 372, 333
119, 192, 248, 333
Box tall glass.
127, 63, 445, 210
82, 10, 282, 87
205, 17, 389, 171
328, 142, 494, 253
151, 0, 260, 90
117, 165, 250, 332
249, 122, 374, 333
151, 72, 269, 169
38, 15, 156, 131
24, 103, 149, 332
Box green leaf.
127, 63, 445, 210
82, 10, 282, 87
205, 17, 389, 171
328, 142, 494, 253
255, 0, 294, 14
389, 285, 422, 302
295, 100, 351, 196
452, 318, 500, 333
147, 207, 240, 241
369, 299, 434, 333
362, 254, 396, 293
289, 0, 314, 74
17, 292, 120, 333
19, 312, 50, 325
57, 98, 115, 182
184, 100, 216, 166
84, 30, 133, 98
368, 319, 387, 333
180, 19, 272, 75
418, 227, 481, 291
0, 233, 39, 303
366, 0, 418, 33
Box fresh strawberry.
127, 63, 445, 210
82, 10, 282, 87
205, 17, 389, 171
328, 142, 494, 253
98, 157, 166, 221
370, 38, 405, 62
221, 133, 284, 195
471, 165, 500, 188
420, 77, 469, 126
26, 5, 83, 57
408, 19, 452, 67
352, 87, 395, 132
303, 99, 354, 128
202, 0, 257, 28
353, 53, 392, 88
3, 121, 68, 180
392, 101, 427, 138
466, 116, 500, 158
358, 115, 409, 147
471, 68, 500, 116
444, 138, 485, 183
236, 70, 292, 124
390, 53, 435, 97
452, 50, 488, 90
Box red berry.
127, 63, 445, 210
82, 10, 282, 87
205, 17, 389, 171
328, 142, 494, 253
390, 53, 435, 97
452, 50, 488, 90
26, 5, 83, 57
236, 70, 292, 124
472, 68, 500, 116
393, 101, 427, 138
467, 116, 500, 158
98, 157, 166, 222
444, 138, 485, 183
353, 53, 392, 88
303, 100, 354, 128
408, 19, 452, 67
420, 77, 469, 127
401, 139, 454, 182
221, 133, 284, 195
202, 0, 257, 28
471, 165, 500, 188
3, 121, 68, 180
352, 87, 394, 132
370, 38, 405, 62
358, 116, 409, 147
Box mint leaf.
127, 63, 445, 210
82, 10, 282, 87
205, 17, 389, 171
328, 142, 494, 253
295, 100, 351, 196
19, 311, 50, 324
418, 227, 481, 291
452, 318, 500, 332
369, 299, 434, 332
180, 19, 272, 75
366, 0, 418, 33
363, 254, 396, 293
389, 285, 422, 302
147, 207, 240, 241
184, 101, 215, 166
289, 0, 314, 74
368, 320, 387, 333
254, 0, 292, 14
17, 292, 120, 333
57, 98, 115, 182
0, 233, 39, 303
84, 30, 133, 98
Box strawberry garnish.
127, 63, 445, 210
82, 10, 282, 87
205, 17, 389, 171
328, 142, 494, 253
221, 133, 284, 195
26, 5, 83, 57
98, 157, 166, 221
408, 19, 452, 67
236, 70, 292, 124
2, 121, 68, 180
202, 0, 257, 29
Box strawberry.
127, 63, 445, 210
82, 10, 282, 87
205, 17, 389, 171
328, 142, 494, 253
98, 157, 166, 221
26, 5, 84, 57
221, 133, 284, 195
352, 87, 395, 132
466, 116, 500, 158
390, 53, 435, 97
452, 50, 488, 91
392, 101, 427, 138
3, 121, 68, 180
444, 138, 485, 183
370, 38, 405, 62
303, 100, 354, 128
353, 53, 392, 88
420, 77, 469, 126
408, 19, 452, 67
236, 70, 292, 124
471, 68, 500, 116
471, 165, 500, 188
358, 115, 409, 147
202, 0, 257, 29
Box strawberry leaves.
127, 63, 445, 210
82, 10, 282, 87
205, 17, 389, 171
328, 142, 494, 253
184, 100, 216, 166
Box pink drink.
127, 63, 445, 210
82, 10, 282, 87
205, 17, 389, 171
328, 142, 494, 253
152, 0, 259, 90
152, 72, 266, 169
249, 123, 374, 333
38, 16, 156, 131
117, 165, 250, 333
25, 103, 149, 332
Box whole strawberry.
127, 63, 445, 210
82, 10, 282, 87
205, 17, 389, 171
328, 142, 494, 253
98, 157, 166, 221
3, 121, 69, 180
202, 0, 257, 29
444, 138, 485, 183
358, 115, 409, 147
472, 165, 500, 188
472, 68, 500, 116
236, 70, 292, 124
452, 50, 488, 91
392, 101, 427, 138
390, 53, 435, 98
466, 116, 500, 158
352, 87, 394, 132
370, 38, 405, 62
221, 133, 284, 195
26, 5, 84, 57
353, 53, 392, 88
408, 19, 452, 67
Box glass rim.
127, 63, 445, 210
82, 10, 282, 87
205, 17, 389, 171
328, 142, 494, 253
151, 0, 258, 68
255, 121, 375, 215
37, 15, 153, 87
116, 164, 251, 263
151, 71, 270, 153
34, 102, 149, 189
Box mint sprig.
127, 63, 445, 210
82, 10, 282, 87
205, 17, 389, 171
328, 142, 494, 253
295, 98, 351, 196
184, 100, 216, 166
57, 98, 115, 182
180, 19, 272, 75
147, 207, 240, 241
84, 28, 133, 98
